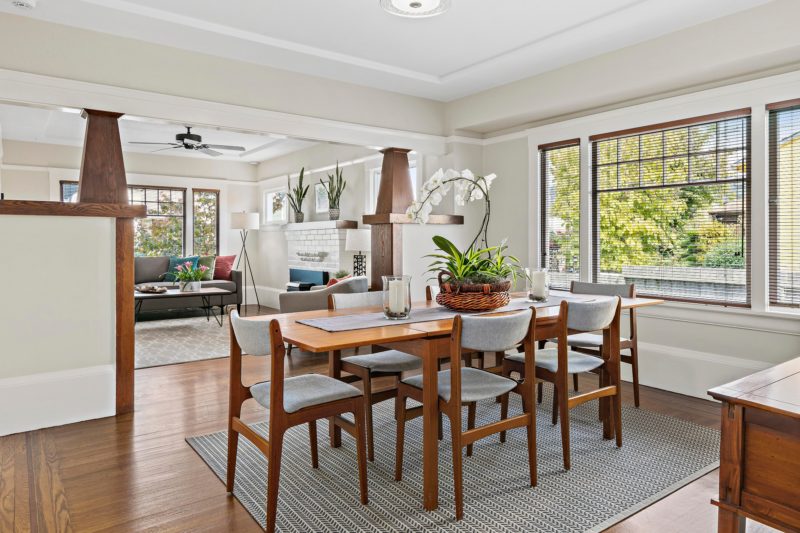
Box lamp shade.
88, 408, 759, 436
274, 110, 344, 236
345, 229, 371, 253
231, 212, 260, 230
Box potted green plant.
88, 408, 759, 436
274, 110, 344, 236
174, 261, 209, 292
409, 168, 526, 311
287, 167, 309, 223
320, 162, 346, 221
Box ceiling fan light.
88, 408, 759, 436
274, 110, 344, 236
379, 0, 450, 18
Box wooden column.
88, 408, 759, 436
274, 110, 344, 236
78, 109, 128, 204
363, 148, 463, 290
77, 108, 137, 414
365, 148, 412, 290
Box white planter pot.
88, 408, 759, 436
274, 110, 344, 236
179, 281, 201, 292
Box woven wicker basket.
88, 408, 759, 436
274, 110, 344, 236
435, 271, 511, 312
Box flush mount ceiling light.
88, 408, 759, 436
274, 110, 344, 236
380, 0, 450, 18
11, 0, 37, 9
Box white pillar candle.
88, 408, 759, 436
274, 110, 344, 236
389, 279, 405, 313
531, 270, 547, 298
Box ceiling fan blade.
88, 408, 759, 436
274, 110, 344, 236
199, 147, 223, 157
129, 141, 180, 146
203, 144, 246, 151
150, 146, 178, 153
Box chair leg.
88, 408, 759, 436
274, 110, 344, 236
612, 388, 623, 448
499, 393, 509, 443
572, 373, 579, 392
353, 398, 369, 505
226, 426, 240, 492
521, 388, 537, 487
286, 343, 293, 357
265, 430, 285, 533
362, 372, 375, 462
630, 346, 641, 408
449, 411, 464, 521
394, 393, 406, 481
466, 402, 476, 457
308, 421, 319, 469
557, 383, 571, 470
551, 383, 559, 425
537, 381, 543, 404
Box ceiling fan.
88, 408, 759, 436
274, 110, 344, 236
129, 126, 246, 157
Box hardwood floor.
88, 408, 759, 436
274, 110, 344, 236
0, 317, 778, 532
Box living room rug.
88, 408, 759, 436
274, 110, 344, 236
135, 315, 230, 369
187, 390, 720, 532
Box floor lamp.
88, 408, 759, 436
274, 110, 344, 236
231, 212, 261, 314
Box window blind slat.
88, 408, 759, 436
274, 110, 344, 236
592, 115, 751, 305
768, 106, 800, 308
540, 142, 580, 290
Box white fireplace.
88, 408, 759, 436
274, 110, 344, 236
283, 220, 361, 273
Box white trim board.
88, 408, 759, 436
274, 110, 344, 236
0, 365, 115, 436
0, 69, 448, 155
631, 342, 772, 401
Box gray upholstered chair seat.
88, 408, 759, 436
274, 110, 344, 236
508, 347, 604, 374
250, 374, 361, 414
564, 332, 627, 348
343, 350, 421, 372
402, 367, 517, 403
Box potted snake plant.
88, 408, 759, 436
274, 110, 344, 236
320, 162, 347, 221
287, 167, 309, 223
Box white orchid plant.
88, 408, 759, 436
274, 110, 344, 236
406, 168, 496, 251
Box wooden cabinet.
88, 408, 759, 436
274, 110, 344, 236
708, 357, 800, 532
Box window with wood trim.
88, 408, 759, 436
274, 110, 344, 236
540, 140, 580, 289
768, 103, 800, 307
192, 189, 219, 256
591, 112, 751, 305
129, 186, 186, 257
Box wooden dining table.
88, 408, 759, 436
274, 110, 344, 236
241, 290, 664, 511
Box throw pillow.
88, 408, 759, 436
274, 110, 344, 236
326, 274, 351, 287
214, 255, 236, 280
165, 255, 200, 282
198, 255, 216, 281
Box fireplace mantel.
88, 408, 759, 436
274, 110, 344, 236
284, 220, 357, 231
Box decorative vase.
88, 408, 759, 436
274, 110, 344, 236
294, 211, 305, 223
382, 275, 411, 320
328, 208, 340, 221
179, 281, 201, 292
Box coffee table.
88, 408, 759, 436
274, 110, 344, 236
134, 287, 233, 326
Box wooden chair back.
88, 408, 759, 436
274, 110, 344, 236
328, 291, 383, 310
570, 281, 636, 343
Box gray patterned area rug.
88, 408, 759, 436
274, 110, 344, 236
135, 315, 229, 369
187, 390, 720, 532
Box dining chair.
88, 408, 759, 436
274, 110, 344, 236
568, 281, 640, 406
328, 291, 422, 462
502, 297, 622, 470
395, 309, 537, 520
227, 311, 369, 533
426, 284, 486, 370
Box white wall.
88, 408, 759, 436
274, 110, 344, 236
481, 69, 800, 399
0, 215, 116, 435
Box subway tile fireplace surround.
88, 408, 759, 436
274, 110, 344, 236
284, 220, 359, 273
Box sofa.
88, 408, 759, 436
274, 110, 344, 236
134, 256, 243, 312
278, 276, 369, 313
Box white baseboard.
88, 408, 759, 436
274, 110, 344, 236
0, 365, 115, 436
629, 342, 772, 400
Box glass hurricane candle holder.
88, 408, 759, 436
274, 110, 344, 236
528, 268, 549, 302
382, 275, 411, 320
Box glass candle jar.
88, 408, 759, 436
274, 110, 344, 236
382, 275, 411, 319
528, 268, 549, 302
